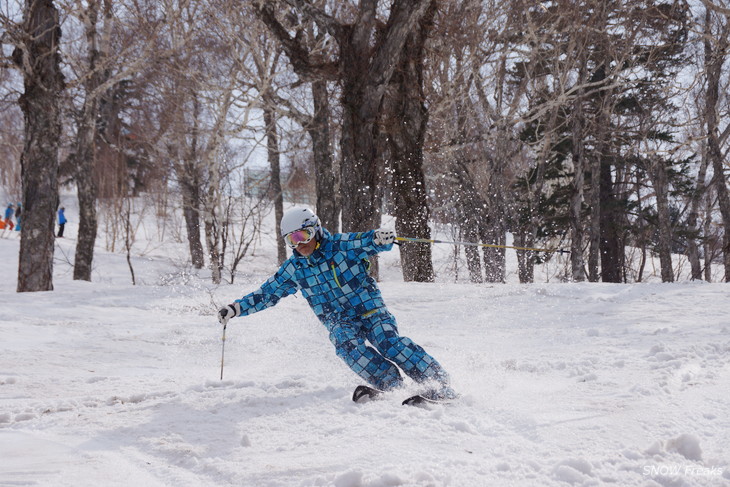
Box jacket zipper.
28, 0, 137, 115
330, 262, 342, 288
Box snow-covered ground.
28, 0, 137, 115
1, 201, 728, 486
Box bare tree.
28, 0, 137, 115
702, 2, 730, 281
60, 0, 167, 281
296, 16, 339, 231
648, 156, 675, 282
11, 0, 65, 292
147, 0, 259, 283
122, 194, 136, 285
247, 39, 288, 264
424, 0, 522, 283
382, 0, 437, 281
172, 93, 206, 269
685, 152, 710, 280
222, 193, 267, 283
255, 0, 438, 254
262, 91, 286, 264
569, 54, 588, 281
223, 3, 340, 235
503, 0, 689, 283
70, 0, 110, 282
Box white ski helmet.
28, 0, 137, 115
280, 207, 322, 238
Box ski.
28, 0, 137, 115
402, 394, 452, 407
352, 385, 383, 403
402, 394, 431, 407
353, 385, 458, 406
402, 388, 459, 407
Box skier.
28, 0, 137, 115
57, 207, 66, 238
218, 207, 457, 403
3, 204, 14, 231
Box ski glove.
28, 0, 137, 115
218, 303, 241, 325
373, 228, 396, 246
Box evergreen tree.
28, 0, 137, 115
507, 0, 690, 282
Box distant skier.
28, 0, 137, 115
57, 207, 66, 238
218, 207, 456, 403
4, 204, 14, 231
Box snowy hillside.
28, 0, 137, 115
1, 201, 729, 487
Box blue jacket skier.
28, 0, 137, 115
218, 207, 455, 400
57, 207, 67, 237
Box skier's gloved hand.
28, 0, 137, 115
218, 303, 241, 325
373, 228, 396, 246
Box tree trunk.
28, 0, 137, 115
200, 103, 224, 285
651, 159, 674, 282
14, 0, 65, 293
638, 245, 647, 283
570, 91, 587, 281
198, 86, 235, 285
73, 0, 105, 282
169, 92, 205, 270
383, 0, 437, 282
515, 233, 535, 284
178, 161, 205, 270
452, 87, 483, 283
686, 156, 708, 280
587, 150, 602, 282
481, 211, 506, 283
482, 171, 506, 283
587, 61, 611, 283
203, 187, 222, 284
74, 150, 98, 282
187, 98, 203, 268
338, 0, 433, 234
310, 80, 339, 233
168, 95, 205, 269
338, 76, 385, 281
462, 223, 483, 283
75, 0, 116, 279
123, 196, 136, 285
263, 102, 286, 265
255, 0, 433, 268
599, 156, 624, 282
635, 174, 648, 283
704, 8, 730, 282
703, 188, 714, 282
180, 96, 205, 269
452, 160, 488, 282
181, 186, 204, 269
338, 82, 382, 233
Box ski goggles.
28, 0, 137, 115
284, 227, 316, 248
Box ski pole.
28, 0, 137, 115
396, 236, 570, 254
220, 323, 227, 380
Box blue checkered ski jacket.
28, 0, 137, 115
234, 229, 393, 323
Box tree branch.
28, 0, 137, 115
367, 0, 432, 87
700, 0, 730, 18
253, 0, 339, 81
281, 0, 345, 38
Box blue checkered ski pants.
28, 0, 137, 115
326, 310, 450, 391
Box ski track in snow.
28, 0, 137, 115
1, 231, 730, 486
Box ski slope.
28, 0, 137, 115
0, 205, 728, 486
